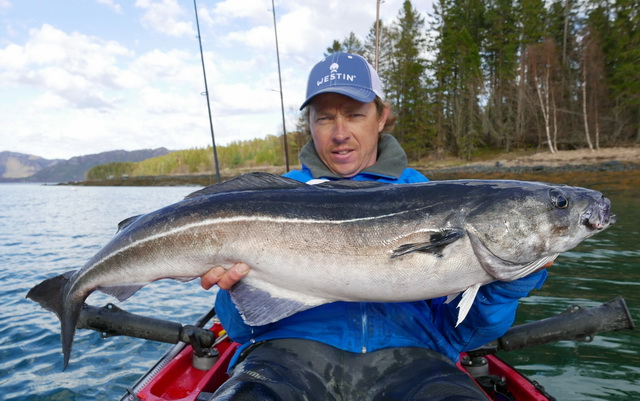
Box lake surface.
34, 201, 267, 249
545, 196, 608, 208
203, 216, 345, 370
0, 177, 638, 400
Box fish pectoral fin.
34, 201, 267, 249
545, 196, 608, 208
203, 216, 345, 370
98, 284, 145, 302
455, 283, 481, 327
391, 229, 463, 259
228, 281, 328, 326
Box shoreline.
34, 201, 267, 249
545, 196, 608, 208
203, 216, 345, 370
64, 160, 640, 188
61, 146, 640, 187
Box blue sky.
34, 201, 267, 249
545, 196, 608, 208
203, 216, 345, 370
0, 0, 434, 159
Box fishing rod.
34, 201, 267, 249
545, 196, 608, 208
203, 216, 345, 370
271, 0, 290, 172
193, 0, 221, 183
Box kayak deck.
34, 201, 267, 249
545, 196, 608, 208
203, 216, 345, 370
134, 323, 237, 401
127, 322, 553, 401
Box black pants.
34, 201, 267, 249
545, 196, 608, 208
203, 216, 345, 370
210, 339, 489, 401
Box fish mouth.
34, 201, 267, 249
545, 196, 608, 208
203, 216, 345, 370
581, 198, 615, 231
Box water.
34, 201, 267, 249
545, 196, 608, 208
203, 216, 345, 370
0, 179, 638, 400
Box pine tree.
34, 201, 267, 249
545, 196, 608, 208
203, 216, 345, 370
324, 40, 343, 56
342, 32, 365, 55
385, 1, 430, 159
325, 33, 364, 56
430, 0, 484, 159
483, 0, 520, 151
364, 20, 398, 93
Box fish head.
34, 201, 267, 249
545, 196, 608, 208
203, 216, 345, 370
465, 182, 615, 281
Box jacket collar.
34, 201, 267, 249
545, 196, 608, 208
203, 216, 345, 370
299, 134, 408, 180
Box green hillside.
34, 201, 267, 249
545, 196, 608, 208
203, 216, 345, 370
86, 135, 298, 180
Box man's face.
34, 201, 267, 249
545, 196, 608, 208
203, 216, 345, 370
309, 93, 389, 178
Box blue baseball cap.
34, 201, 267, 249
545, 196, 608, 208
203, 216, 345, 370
299, 52, 384, 110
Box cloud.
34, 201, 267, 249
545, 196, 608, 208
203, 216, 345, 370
95, 0, 122, 13
0, 24, 135, 110
208, 0, 272, 25
135, 0, 195, 37
0, 0, 11, 12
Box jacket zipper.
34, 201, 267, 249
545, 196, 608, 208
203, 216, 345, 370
360, 302, 368, 353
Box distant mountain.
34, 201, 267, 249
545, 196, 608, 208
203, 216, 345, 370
0, 151, 61, 180
0, 148, 171, 183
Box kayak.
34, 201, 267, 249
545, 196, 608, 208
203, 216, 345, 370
111, 297, 633, 401
119, 319, 553, 401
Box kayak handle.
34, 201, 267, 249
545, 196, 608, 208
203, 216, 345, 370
77, 303, 216, 348
469, 296, 635, 357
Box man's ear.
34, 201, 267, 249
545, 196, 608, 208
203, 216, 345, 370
377, 104, 390, 133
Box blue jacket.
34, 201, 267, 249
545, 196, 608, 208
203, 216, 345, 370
216, 135, 547, 368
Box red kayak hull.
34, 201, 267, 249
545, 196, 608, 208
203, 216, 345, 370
133, 323, 551, 401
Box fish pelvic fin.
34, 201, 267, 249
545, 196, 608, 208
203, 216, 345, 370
391, 229, 463, 259
228, 281, 328, 326
98, 284, 145, 302
26, 270, 81, 370
456, 283, 482, 327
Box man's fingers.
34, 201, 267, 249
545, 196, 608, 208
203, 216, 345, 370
217, 263, 250, 290
200, 263, 251, 290
533, 260, 555, 274
200, 266, 226, 290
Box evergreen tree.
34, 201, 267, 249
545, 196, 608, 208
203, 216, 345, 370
324, 39, 343, 56
364, 20, 398, 93
325, 33, 364, 56
430, 0, 485, 159
483, 0, 520, 151
342, 32, 365, 55
386, 1, 431, 159
605, 0, 640, 142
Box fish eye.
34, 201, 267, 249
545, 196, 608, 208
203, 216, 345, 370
551, 190, 569, 209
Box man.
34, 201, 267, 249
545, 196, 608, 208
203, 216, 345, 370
202, 53, 548, 400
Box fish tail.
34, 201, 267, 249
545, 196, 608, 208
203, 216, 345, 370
26, 270, 79, 370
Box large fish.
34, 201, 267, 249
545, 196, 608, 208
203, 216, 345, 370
27, 172, 614, 369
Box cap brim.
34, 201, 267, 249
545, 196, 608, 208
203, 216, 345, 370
299, 86, 377, 110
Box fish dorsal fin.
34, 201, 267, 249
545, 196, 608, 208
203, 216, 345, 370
315, 180, 388, 190
391, 230, 463, 259
185, 172, 305, 199
117, 215, 143, 233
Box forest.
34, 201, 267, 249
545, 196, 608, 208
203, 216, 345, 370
325, 0, 639, 160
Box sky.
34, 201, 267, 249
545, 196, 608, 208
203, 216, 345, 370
0, 0, 435, 160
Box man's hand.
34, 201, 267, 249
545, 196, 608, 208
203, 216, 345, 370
200, 263, 250, 290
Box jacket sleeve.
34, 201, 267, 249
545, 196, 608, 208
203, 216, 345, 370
430, 270, 548, 352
